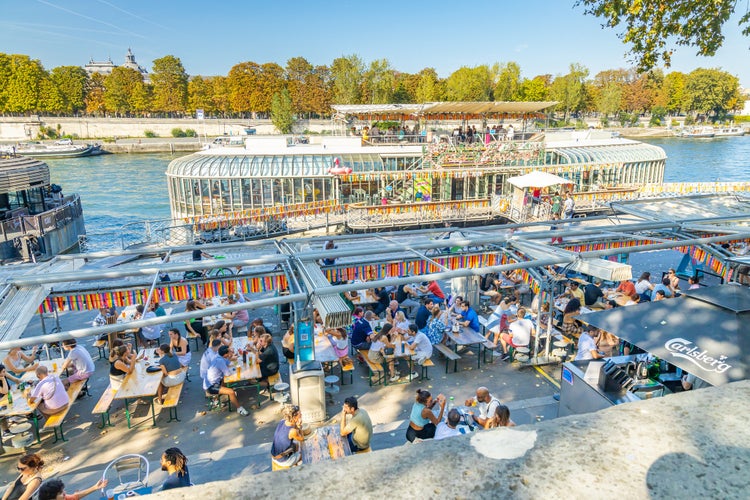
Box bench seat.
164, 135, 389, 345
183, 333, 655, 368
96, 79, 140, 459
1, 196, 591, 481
358, 349, 384, 386
162, 383, 184, 422
92, 385, 117, 428
43, 380, 84, 442
433, 344, 461, 373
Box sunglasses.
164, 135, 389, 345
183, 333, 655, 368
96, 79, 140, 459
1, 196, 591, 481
17, 466, 27, 471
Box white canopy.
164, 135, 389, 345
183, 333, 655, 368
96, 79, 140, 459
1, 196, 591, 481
507, 171, 572, 189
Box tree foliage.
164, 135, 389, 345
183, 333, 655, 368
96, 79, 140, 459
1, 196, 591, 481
576, 0, 750, 71
104, 66, 149, 115
493, 62, 522, 101
445, 66, 493, 101
50, 66, 88, 114
270, 88, 295, 134
683, 67, 741, 117
549, 63, 589, 120
151, 55, 188, 114
330, 55, 364, 104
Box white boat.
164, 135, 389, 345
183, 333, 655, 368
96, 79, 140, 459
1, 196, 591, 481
676, 126, 715, 138
714, 125, 746, 137
15, 141, 97, 158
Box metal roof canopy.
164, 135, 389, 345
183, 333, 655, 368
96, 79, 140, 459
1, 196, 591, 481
610, 194, 750, 223
578, 285, 750, 387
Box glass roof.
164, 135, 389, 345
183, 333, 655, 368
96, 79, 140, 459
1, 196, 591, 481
548, 142, 666, 164
167, 153, 386, 178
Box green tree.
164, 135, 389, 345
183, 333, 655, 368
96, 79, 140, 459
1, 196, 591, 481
414, 68, 442, 103
363, 59, 395, 104
38, 76, 64, 114
575, 0, 750, 71
330, 55, 364, 104
270, 88, 295, 133
187, 75, 215, 114
549, 64, 589, 121
212, 76, 231, 117
49, 66, 88, 114
85, 72, 107, 116
683, 67, 740, 118
227, 61, 261, 115
0, 53, 12, 111
303, 65, 332, 116
4, 55, 46, 113
660, 71, 688, 115
445, 65, 493, 101
519, 75, 550, 101
104, 66, 147, 115
151, 55, 188, 115
493, 62, 522, 101
254, 63, 285, 114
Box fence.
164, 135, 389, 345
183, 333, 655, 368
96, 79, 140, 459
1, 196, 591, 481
0, 196, 82, 243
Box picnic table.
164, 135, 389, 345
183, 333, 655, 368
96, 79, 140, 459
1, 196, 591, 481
202, 296, 227, 328
383, 337, 416, 384
114, 348, 163, 428
223, 338, 262, 385
301, 425, 352, 464
605, 291, 631, 307
20, 358, 64, 383
445, 326, 486, 370
0, 391, 40, 453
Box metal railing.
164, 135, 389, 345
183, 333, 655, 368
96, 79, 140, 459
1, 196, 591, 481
0, 195, 82, 243
345, 199, 495, 231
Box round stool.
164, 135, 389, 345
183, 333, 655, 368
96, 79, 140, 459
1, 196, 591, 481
273, 382, 290, 403
324, 375, 340, 404
9, 421, 33, 448
553, 340, 568, 348
513, 346, 530, 363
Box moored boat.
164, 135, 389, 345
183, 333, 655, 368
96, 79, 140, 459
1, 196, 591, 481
14, 141, 98, 158
675, 126, 715, 138
714, 125, 746, 137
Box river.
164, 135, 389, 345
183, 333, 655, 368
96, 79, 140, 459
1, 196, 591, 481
44, 136, 750, 251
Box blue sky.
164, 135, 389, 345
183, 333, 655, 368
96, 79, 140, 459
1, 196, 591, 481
1, 0, 748, 86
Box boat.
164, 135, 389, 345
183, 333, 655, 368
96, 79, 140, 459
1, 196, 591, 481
14, 141, 98, 158
675, 126, 715, 138
714, 125, 746, 137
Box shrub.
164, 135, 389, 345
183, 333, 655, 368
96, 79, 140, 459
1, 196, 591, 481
684, 115, 695, 126
171, 128, 186, 138
184, 128, 197, 137
144, 130, 157, 138
600, 116, 609, 128
671, 119, 680, 127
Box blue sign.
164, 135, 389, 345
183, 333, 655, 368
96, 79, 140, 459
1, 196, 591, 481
296, 321, 314, 362
562, 366, 574, 385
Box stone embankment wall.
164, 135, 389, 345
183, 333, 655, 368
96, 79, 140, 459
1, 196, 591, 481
146, 381, 750, 500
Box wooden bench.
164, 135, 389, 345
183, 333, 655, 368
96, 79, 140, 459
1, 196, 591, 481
433, 344, 461, 373
358, 349, 384, 386
418, 358, 434, 381
93, 339, 108, 360
482, 340, 498, 364
92, 385, 117, 428
340, 358, 355, 385
43, 380, 84, 443
162, 383, 184, 423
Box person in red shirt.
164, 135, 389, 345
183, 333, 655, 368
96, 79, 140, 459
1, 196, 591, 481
616, 280, 636, 297
420, 281, 445, 303
36, 477, 108, 500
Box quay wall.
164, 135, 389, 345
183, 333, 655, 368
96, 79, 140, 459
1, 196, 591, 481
146, 381, 750, 500
0, 116, 679, 142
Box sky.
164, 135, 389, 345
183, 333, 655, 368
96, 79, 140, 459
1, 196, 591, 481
1, 0, 749, 86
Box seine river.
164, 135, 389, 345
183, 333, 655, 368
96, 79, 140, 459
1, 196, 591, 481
44, 135, 750, 251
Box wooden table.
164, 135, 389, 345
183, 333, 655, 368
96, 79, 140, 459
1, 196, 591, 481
313, 333, 340, 364
445, 326, 486, 370
0, 391, 40, 453
114, 349, 163, 428
554, 297, 594, 314
20, 359, 64, 383
223, 339, 262, 385
202, 296, 227, 328
301, 425, 352, 464
383, 337, 416, 385
605, 291, 631, 307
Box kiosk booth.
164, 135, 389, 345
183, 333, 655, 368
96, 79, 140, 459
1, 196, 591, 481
558, 285, 749, 417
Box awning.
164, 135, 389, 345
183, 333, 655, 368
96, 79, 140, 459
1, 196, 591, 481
578, 285, 750, 386
507, 171, 573, 189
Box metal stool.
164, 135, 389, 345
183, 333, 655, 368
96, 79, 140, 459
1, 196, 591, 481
272, 382, 290, 404
324, 375, 340, 404
511, 346, 530, 363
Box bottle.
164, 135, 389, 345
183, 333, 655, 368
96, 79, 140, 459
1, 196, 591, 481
242, 350, 247, 365
7, 390, 12, 406
447, 396, 455, 413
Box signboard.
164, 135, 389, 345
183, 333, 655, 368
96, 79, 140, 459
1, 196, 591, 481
196, 109, 204, 120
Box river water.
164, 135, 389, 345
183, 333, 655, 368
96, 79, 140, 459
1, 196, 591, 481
44, 136, 750, 251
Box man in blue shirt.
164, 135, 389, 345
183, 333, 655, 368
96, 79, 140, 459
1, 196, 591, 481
350, 307, 373, 350
652, 276, 673, 298
203, 345, 248, 416
161, 447, 191, 491
415, 298, 434, 331
459, 301, 480, 332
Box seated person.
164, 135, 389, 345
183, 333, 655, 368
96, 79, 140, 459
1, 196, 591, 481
419, 280, 446, 304
414, 298, 434, 331
434, 409, 466, 440
199, 339, 222, 381
135, 303, 160, 348
3, 346, 39, 377
223, 294, 249, 329
561, 298, 584, 339
616, 279, 636, 297
27, 365, 70, 419
271, 404, 304, 468
583, 280, 605, 307
185, 300, 208, 347
392, 310, 410, 334
0, 363, 22, 397
37, 477, 107, 500
597, 330, 620, 357
464, 387, 502, 429
563, 282, 585, 304
653, 289, 667, 301
109, 344, 135, 391
281, 325, 295, 362
160, 448, 190, 491
339, 396, 373, 452
499, 307, 533, 361
504, 270, 531, 302
653, 277, 673, 298
423, 304, 446, 345
457, 301, 480, 332
168, 328, 191, 367
406, 324, 433, 366
203, 345, 248, 416
406, 389, 446, 442
350, 307, 374, 350
488, 404, 516, 428
383, 300, 405, 323
368, 329, 399, 382
395, 282, 420, 310
372, 287, 390, 316
92, 306, 115, 327
60, 339, 95, 389
575, 326, 606, 361
154, 343, 187, 405
257, 333, 280, 385
327, 328, 352, 366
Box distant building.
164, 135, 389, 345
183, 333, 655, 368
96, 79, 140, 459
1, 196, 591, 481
84, 48, 150, 83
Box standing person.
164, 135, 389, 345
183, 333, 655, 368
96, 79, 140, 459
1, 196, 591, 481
154, 344, 186, 405
339, 396, 373, 453
271, 404, 304, 468
26, 366, 69, 420
37, 478, 107, 500
551, 191, 562, 217
350, 307, 373, 351
2, 453, 44, 500
160, 447, 191, 491
203, 346, 248, 416
168, 328, 191, 367
59, 339, 95, 389
321, 240, 337, 266
563, 191, 575, 219
406, 389, 446, 442
550, 214, 563, 244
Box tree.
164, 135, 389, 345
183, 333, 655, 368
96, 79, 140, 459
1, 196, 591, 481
363, 59, 395, 104
303, 65, 331, 116
270, 88, 295, 133
151, 55, 188, 115
104, 66, 147, 115
445, 65, 493, 101
227, 61, 261, 115
330, 55, 364, 104
596, 82, 623, 118
519, 75, 550, 101
683, 67, 740, 118
3, 55, 46, 113
414, 68, 443, 103
212, 76, 231, 117
493, 62, 522, 101
187, 75, 215, 114
38, 76, 64, 114
660, 71, 688, 115
549, 63, 589, 121
622, 72, 653, 114
285, 56, 313, 114
575, 0, 750, 71
85, 72, 107, 116
50, 66, 88, 114
254, 63, 285, 114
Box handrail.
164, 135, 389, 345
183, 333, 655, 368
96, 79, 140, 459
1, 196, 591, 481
0, 195, 82, 243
